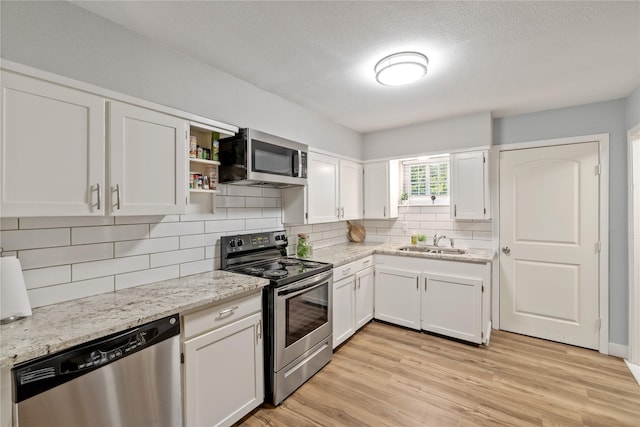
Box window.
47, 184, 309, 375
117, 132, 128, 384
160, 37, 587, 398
401, 155, 450, 205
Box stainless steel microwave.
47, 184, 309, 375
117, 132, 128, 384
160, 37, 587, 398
219, 128, 308, 187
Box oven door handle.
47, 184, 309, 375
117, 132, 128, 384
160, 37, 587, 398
277, 271, 332, 296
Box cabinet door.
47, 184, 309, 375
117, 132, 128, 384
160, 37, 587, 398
340, 160, 363, 220
183, 312, 264, 427
332, 275, 356, 349
422, 273, 483, 344
307, 152, 339, 223
450, 150, 490, 220
364, 161, 399, 219
374, 266, 420, 329
109, 101, 187, 215
355, 266, 374, 330
1, 71, 105, 216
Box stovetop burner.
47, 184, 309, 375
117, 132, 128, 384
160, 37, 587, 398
243, 266, 266, 276
263, 270, 288, 279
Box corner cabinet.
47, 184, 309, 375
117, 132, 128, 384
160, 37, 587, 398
450, 150, 491, 220
1, 70, 106, 216
363, 160, 400, 219
375, 255, 492, 344
182, 293, 264, 427
108, 101, 187, 215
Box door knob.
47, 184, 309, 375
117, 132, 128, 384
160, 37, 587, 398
502, 246, 511, 255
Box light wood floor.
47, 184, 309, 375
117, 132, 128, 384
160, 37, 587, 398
237, 321, 640, 426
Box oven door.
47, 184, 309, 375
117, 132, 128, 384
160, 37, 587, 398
274, 271, 332, 371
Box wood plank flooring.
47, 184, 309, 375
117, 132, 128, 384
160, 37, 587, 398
237, 321, 640, 426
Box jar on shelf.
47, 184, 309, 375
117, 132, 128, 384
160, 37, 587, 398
189, 136, 197, 158
296, 233, 313, 258
206, 166, 217, 191
211, 132, 219, 161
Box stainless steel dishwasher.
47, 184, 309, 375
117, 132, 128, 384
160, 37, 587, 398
13, 314, 183, 427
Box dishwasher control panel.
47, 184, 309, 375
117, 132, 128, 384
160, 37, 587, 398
13, 314, 179, 403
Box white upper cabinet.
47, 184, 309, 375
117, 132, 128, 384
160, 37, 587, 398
363, 160, 399, 219
108, 101, 187, 215
308, 152, 340, 223
1, 70, 106, 216
450, 150, 491, 220
339, 159, 363, 220
283, 152, 363, 225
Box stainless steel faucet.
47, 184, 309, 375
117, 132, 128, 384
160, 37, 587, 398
433, 234, 447, 246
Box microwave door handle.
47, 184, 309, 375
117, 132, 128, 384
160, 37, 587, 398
292, 150, 300, 177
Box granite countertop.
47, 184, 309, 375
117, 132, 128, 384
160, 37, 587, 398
311, 242, 495, 267
0, 271, 269, 368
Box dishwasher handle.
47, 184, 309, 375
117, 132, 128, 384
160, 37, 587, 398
13, 314, 180, 403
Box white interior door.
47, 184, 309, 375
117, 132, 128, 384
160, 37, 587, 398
500, 142, 600, 350
630, 134, 640, 366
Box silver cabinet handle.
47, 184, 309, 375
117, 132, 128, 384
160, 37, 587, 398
384, 206, 386, 217
342, 267, 351, 276
218, 305, 239, 318
362, 259, 370, 265
502, 246, 511, 255
341, 207, 345, 218
256, 320, 262, 343
424, 277, 427, 291
416, 277, 419, 290
96, 183, 101, 210
115, 184, 121, 210
357, 278, 361, 289
454, 204, 457, 217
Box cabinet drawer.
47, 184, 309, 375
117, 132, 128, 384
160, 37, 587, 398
182, 292, 261, 339
333, 261, 357, 280
355, 256, 373, 272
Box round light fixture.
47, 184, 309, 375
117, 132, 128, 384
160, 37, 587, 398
375, 52, 428, 86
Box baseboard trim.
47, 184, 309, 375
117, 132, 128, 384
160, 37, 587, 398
608, 342, 629, 358
624, 360, 640, 386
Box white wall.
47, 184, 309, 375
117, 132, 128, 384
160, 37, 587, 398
362, 112, 492, 160
0, 1, 362, 158
493, 98, 629, 346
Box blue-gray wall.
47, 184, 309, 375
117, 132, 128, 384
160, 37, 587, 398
627, 86, 640, 130
494, 97, 631, 346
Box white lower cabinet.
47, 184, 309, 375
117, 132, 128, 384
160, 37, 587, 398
332, 257, 374, 348
375, 255, 492, 344
374, 265, 421, 330
182, 293, 264, 427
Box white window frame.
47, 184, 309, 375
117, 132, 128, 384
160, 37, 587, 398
401, 155, 450, 206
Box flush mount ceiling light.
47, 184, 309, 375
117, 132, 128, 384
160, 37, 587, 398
375, 52, 428, 86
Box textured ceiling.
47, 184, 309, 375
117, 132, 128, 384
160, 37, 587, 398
73, 1, 640, 133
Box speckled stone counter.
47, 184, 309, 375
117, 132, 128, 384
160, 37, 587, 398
0, 271, 269, 367
311, 242, 495, 267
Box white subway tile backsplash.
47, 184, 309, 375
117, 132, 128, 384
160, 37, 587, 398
312, 223, 333, 233
227, 208, 263, 219
28, 277, 114, 308
115, 265, 179, 291
0, 218, 18, 230
72, 224, 149, 245
149, 221, 204, 238
262, 188, 282, 198
19, 216, 114, 229
227, 186, 263, 197
180, 211, 227, 222
150, 248, 204, 268
115, 237, 179, 257
472, 231, 493, 241
246, 197, 277, 208
114, 215, 180, 225
205, 245, 217, 259
216, 196, 246, 208
262, 208, 282, 218
246, 218, 279, 230
19, 243, 113, 269
1, 229, 70, 251
205, 219, 245, 233
22, 266, 71, 290
180, 234, 207, 249
180, 259, 213, 277
72, 255, 149, 282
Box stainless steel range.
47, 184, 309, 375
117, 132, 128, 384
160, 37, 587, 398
221, 230, 333, 405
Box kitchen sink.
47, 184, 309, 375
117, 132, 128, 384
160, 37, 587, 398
398, 246, 468, 255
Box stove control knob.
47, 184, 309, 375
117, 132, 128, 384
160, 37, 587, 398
237, 239, 244, 247
229, 240, 236, 248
